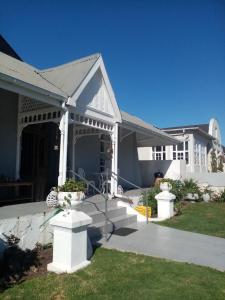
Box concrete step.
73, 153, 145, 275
88, 206, 127, 224
88, 214, 137, 241
78, 198, 118, 214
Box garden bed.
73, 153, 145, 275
0, 245, 52, 292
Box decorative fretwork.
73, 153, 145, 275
19, 97, 51, 113
19, 108, 61, 126
70, 113, 113, 133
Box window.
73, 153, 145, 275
194, 142, 206, 166
173, 141, 189, 164
152, 146, 166, 160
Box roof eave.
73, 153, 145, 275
121, 120, 180, 145
0, 72, 66, 107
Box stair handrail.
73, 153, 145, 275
111, 171, 150, 224
67, 170, 109, 241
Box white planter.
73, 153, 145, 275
185, 193, 199, 201
160, 182, 172, 192
58, 191, 85, 209
202, 193, 210, 202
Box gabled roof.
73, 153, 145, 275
40, 54, 100, 97
121, 111, 179, 146
0, 52, 66, 99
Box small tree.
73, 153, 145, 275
217, 155, 224, 172
210, 149, 217, 172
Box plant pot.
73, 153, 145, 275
160, 182, 172, 192
185, 193, 199, 201
58, 191, 85, 209
202, 193, 210, 202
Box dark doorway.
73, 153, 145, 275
20, 122, 60, 201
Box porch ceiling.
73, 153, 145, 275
120, 111, 180, 146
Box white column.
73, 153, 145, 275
199, 143, 202, 173
58, 108, 69, 186
62, 110, 69, 183
205, 145, 208, 172
111, 123, 119, 196
71, 124, 75, 177
58, 115, 65, 186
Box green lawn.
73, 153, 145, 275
1, 248, 225, 300
159, 202, 225, 238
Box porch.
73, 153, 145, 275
0, 51, 179, 207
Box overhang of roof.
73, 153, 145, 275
163, 127, 215, 141
120, 111, 180, 146
0, 52, 66, 107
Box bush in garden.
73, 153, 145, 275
213, 189, 225, 203
140, 186, 160, 216
161, 178, 185, 202
182, 178, 202, 200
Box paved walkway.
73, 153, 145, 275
102, 222, 225, 271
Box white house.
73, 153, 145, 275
138, 119, 225, 186
0, 39, 179, 205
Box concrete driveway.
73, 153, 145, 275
102, 222, 225, 271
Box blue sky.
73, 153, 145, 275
1, 0, 225, 142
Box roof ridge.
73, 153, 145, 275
40, 53, 100, 73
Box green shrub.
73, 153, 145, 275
161, 178, 185, 202
211, 149, 217, 172
182, 179, 202, 200
140, 186, 160, 216
58, 179, 86, 192
213, 189, 225, 202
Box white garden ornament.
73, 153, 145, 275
46, 180, 92, 274
155, 181, 176, 220
46, 189, 59, 208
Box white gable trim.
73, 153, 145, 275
67, 56, 121, 123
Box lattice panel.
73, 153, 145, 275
19, 97, 50, 113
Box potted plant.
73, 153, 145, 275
160, 179, 172, 192
202, 187, 213, 202
58, 179, 86, 209
183, 179, 201, 201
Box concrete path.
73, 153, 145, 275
101, 222, 225, 271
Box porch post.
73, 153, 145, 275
111, 123, 119, 196
71, 124, 75, 177
58, 108, 69, 186
62, 110, 69, 183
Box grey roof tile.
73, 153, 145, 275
0, 52, 66, 97
40, 53, 100, 97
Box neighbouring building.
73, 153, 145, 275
138, 119, 224, 186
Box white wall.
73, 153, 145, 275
0, 209, 53, 257
118, 132, 142, 188
139, 160, 186, 186
185, 172, 225, 188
